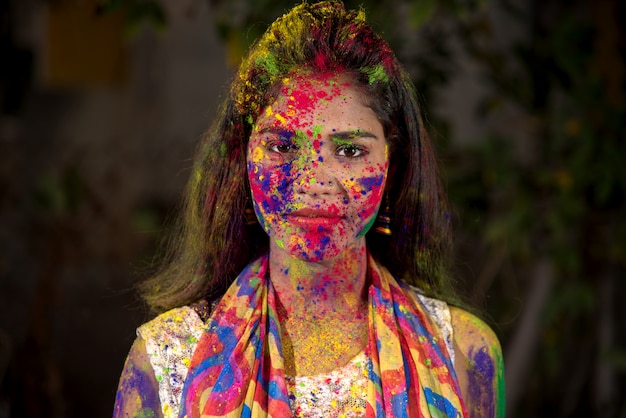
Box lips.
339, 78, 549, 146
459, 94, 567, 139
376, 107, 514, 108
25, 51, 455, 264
286, 208, 344, 229
289, 207, 342, 217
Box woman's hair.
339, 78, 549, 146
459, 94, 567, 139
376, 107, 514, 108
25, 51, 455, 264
140, 0, 456, 312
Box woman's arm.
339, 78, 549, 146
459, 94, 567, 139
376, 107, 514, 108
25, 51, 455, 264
113, 336, 163, 418
450, 307, 505, 418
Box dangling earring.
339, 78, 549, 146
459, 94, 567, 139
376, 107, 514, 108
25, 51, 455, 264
375, 193, 392, 236
244, 198, 258, 226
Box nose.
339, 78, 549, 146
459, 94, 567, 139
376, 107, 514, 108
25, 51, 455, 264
293, 156, 340, 197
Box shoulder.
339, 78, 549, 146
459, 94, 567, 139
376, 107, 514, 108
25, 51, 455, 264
114, 335, 163, 417
130, 306, 207, 417
449, 307, 505, 418
137, 305, 205, 372
449, 307, 501, 358
115, 305, 211, 418
138, 307, 201, 347
139, 306, 204, 336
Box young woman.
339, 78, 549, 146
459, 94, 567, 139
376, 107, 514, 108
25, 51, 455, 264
114, 2, 504, 417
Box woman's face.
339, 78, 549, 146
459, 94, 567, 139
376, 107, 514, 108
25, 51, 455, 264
247, 72, 389, 262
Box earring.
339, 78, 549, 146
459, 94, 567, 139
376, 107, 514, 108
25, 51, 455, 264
374, 193, 392, 236
244, 199, 258, 226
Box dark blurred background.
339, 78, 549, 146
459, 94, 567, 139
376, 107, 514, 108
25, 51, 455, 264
0, 0, 624, 417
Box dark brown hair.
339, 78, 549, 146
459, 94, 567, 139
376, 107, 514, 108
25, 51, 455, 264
140, 1, 455, 312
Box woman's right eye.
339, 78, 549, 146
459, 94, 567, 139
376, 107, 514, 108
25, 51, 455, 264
268, 141, 298, 154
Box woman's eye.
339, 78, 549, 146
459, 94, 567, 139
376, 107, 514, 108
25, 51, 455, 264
268, 141, 298, 154
336, 144, 366, 159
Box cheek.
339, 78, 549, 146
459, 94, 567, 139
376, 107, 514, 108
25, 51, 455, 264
247, 155, 293, 217
342, 164, 388, 219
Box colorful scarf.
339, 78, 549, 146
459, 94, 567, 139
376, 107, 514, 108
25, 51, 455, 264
179, 254, 467, 417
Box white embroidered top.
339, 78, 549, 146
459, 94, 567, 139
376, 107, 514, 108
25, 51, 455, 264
285, 350, 369, 417
137, 291, 454, 418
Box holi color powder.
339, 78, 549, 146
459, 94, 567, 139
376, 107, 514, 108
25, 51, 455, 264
468, 346, 496, 418
247, 72, 388, 263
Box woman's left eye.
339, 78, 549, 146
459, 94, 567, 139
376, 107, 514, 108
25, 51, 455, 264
336, 144, 367, 159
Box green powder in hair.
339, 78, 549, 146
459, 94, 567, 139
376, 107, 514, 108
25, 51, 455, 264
364, 64, 389, 85
255, 54, 280, 77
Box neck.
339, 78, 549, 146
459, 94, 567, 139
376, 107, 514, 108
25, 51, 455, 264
269, 239, 369, 320
269, 239, 371, 375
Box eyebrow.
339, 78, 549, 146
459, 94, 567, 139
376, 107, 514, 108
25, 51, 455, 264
255, 127, 294, 138
255, 127, 379, 141
330, 130, 379, 141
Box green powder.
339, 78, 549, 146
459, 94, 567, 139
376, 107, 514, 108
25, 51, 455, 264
364, 64, 389, 85
255, 54, 280, 77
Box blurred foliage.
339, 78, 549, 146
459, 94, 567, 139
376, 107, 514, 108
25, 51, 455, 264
436, 1, 625, 415
34, 166, 87, 216
101, 0, 626, 415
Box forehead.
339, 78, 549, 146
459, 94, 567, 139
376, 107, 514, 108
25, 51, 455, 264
276, 72, 356, 102
256, 72, 371, 128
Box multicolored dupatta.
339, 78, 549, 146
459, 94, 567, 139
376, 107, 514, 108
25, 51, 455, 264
179, 254, 467, 417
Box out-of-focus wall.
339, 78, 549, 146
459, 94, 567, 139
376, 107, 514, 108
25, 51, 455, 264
0, 1, 229, 416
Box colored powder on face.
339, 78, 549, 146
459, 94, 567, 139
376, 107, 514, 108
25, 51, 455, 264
330, 136, 353, 146
274, 113, 287, 125
288, 89, 316, 114
252, 202, 267, 231
357, 175, 384, 190
311, 139, 322, 158
311, 125, 323, 139
357, 214, 377, 238
294, 130, 308, 148
251, 147, 264, 164
248, 72, 389, 263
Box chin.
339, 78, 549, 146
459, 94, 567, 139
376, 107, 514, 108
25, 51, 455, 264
285, 241, 344, 263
